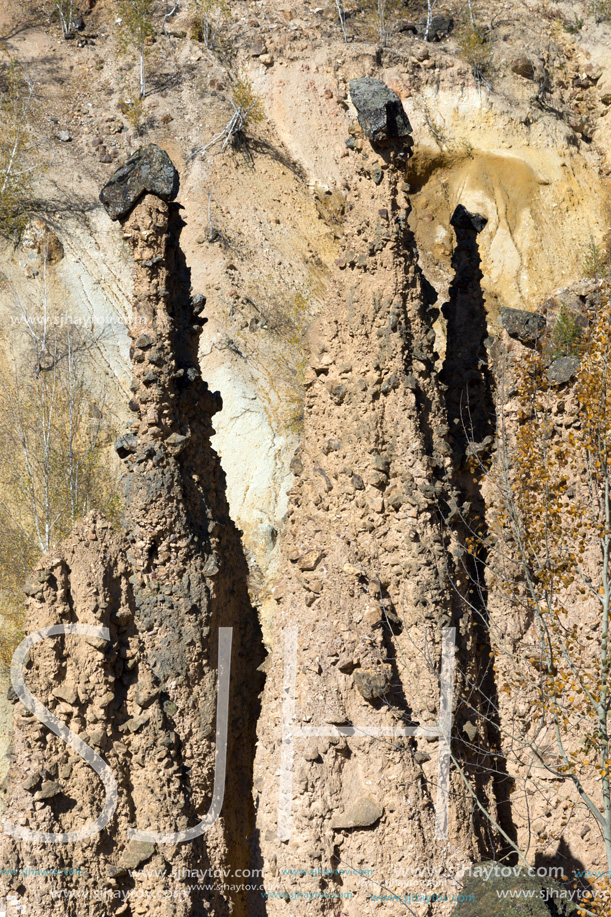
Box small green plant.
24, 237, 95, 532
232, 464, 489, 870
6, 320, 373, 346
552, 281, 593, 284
589, 0, 611, 23
115, 0, 155, 98
456, 21, 493, 83
550, 306, 583, 359
584, 236, 611, 279
190, 0, 230, 49
189, 72, 264, 160
231, 73, 264, 127
0, 59, 41, 240
118, 94, 145, 130
458, 138, 475, 159
562, 14, 584, 33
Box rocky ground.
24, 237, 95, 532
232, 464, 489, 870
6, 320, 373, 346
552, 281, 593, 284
1, 0, 611, 914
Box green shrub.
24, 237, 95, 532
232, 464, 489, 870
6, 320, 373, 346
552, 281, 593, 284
118, 94, 145, 130
589, 0, 611, 23
190, 0, 230, 49
562, 15, 584, 33
0, 59, 41, 240
231, 73, 264, 128
550, 306, 583, 359
456, 22, 492, 81
584, 236, 611, 280
223, 279, 314, 434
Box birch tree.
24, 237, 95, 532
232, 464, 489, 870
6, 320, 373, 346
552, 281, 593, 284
191, 0, 230, 49
363, 0, 401, 46
424, 0, 438, 41
0, 266, 121, 669
116, 0, 155, 99
47, 0, 82, 38
0, 60, 39, 239
334, 0, 347, 42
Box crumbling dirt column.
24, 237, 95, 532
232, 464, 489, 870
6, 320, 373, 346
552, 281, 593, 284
252, 81, 495, 916
0, 146, 263, 917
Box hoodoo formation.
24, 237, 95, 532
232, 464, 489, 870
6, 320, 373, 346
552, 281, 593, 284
253, 80, 502, 914
0, 145, 263, 917
2, 0, 611, 912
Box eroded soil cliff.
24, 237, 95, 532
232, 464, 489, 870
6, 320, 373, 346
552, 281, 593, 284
2, 0, 611, 913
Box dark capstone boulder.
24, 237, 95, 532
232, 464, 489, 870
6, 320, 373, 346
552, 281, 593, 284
453, 863, 578, 916
547, 355, 580, 386
500, 307, 546, 345
420, 14, 454, 40
348, 78, 412, 143
100, 144, 179, 220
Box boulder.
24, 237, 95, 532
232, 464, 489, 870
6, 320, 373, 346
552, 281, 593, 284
598, 70, 611, 105
52, 685, 78, 706
547, 355, 580, 386
453, 862, 578, 916
118, 841, 156, 872
354, 664, 392, 701
298, 549, 324, 572
511, 55, 540, 81
88, 725, 106, 747
420, 14, 454, 40
250, 37, 267, 56
121, 711, 151, 734
331, 796, 383, 830
500, 307, 545, 345
100, 144, 179, 221
114, 433, 138, 458
348, 78, 412, 143
166, 432, 189, 453
36, 780, 62, 800
22, 774, 41, 792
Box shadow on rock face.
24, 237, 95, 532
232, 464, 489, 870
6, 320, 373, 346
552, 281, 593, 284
441, 203, 492, 463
